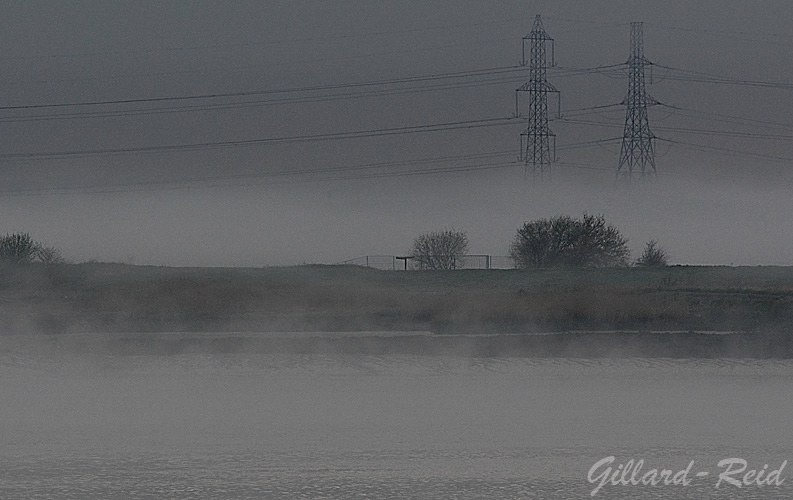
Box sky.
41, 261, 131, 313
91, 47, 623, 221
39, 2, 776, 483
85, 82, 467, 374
1, 1, 793, 266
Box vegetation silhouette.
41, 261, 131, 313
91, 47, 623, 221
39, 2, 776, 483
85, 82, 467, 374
409, 229, 469, 270
510, 214, 630, 269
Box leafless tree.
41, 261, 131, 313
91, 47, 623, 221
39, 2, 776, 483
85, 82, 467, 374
0, 233, 41, 265
510, 214, 630, 268
36, 245, 66, 264
410, 230, 469, 270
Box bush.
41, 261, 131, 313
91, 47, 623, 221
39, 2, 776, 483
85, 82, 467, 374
635, 240, 668, 267
0, 233, 41, 264
410, 230, 469, 270
36, 245, 66, 264
510, 214, 630, 268
0, 233, 65, 265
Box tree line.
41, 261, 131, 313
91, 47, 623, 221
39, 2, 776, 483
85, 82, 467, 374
409, 214, 667, 270
3, 218, 666, 270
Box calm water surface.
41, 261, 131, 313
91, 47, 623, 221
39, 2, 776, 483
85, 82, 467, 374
1, 339, 792, 499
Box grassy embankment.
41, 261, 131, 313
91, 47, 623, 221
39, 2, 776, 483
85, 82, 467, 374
2, 262, 793, 336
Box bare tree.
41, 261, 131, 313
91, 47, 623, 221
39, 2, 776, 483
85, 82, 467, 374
0, 233, 41, 265
510, 214, 630, 268
635, 240, 668, 267
36, 245, 66, 264
508, 216, 572, 268
410, 230, 469, 270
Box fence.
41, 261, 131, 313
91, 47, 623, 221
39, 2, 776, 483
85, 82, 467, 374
336, 254, 515, 270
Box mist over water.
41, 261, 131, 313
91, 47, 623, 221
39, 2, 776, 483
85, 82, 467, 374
2, 338, 793, 498
2, 2, 793, 498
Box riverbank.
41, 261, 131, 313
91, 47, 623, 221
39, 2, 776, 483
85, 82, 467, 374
1, 263, 793, 342
3, 330, 790, 358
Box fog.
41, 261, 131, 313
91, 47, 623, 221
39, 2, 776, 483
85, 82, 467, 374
2, 173, 790, 266
1, 2, 792, 266
4, 6, 793, 498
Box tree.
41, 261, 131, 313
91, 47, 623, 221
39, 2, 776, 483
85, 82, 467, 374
510, 214, 630, 268
36, 245, 66, 264
635, 240, 668, 267
0, 232, 41, 265
410, 230, 469, 270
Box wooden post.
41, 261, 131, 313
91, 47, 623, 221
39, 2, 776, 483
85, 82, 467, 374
395, 256, 414, 270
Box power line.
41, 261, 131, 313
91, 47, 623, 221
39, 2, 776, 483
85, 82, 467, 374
7, 133, 788, 198
0, 63, 626, 114
654, 64, 793, 90
0, 117, 518, 162
0, 160, 520, 197
551, 64, 626, 77
653, 126, 793, 141
555, 160, 613, 172
558, 138, 621, 150
560, 103, 623, 118
659, 103, 793, 131
657, 138, 793, 163
543, 17, 630, 29
0, 154, 521, 197
557, 158, 793, 188
0, 63, 624, 119
8, 16, 793, 190
0, 138, 613, 196
0, 66, 631, 128
0, 75, 523, 123
565, 117, 793, 141
0, 66, 524, 111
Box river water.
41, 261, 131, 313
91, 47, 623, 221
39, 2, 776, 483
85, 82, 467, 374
1, 341, 792, 498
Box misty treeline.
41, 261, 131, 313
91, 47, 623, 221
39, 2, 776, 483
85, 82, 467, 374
411, 215, 667, 270
0, 232, 64, 265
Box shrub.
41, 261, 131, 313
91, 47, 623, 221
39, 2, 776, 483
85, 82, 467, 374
36, 245, 66, 264
510, 214, 630, 268
635, 240, 668, 267
0, 233, 41, 264
410, 230, 469, 270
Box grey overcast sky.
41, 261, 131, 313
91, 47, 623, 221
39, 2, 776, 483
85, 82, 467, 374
1, 1, 793, 266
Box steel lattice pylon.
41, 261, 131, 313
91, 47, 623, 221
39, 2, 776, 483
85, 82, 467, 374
617, 22, 657, 182
516, 15, 558, 181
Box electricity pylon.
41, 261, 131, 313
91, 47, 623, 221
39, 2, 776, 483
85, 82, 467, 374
516, 14, 558, 181
617, 21, 657, 182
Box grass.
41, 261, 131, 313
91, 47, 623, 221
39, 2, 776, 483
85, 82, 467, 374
2, 262, 793, 335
